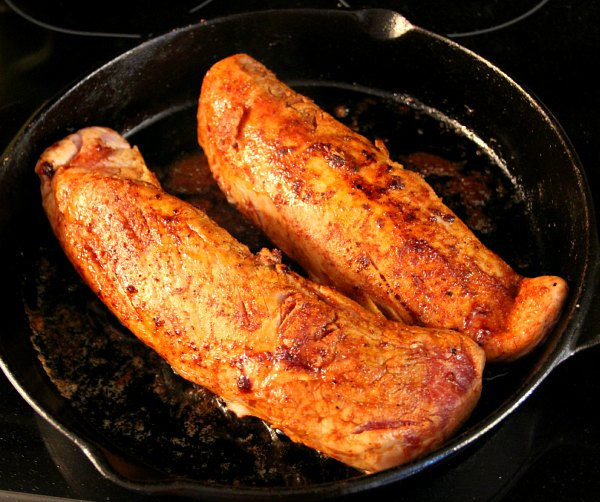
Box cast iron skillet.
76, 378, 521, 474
1, 9, 599, 500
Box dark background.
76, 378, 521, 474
1, 1, 599, 500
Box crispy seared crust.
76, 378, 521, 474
197, 54, 568, 362
36, 126, 484, 473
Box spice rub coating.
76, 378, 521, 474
197, 54, 568, 362
36, 126, 484, 473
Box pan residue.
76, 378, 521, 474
22, 87, 537, 486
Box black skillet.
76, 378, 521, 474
1, 8, 599, 501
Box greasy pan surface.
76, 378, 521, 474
0, 9, 598, 500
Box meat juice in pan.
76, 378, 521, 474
22, 85, 537, 485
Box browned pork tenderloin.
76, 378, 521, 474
197, 53, 568, 362
36, 126, 485, 473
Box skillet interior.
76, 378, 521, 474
0, 9, 594, 499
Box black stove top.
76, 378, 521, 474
1, 1, 599, 500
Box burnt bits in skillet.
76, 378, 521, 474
22, 85, 537, 486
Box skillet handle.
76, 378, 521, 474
569, 256, 600, 357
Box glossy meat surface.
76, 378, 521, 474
197, 54, 568, 362
36, 126, 485, 473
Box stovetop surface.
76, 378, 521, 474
1, 1, 599, 500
